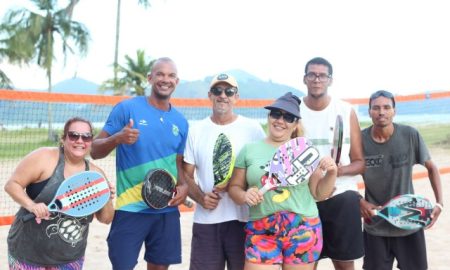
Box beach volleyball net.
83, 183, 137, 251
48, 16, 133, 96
1, 89, 449, 225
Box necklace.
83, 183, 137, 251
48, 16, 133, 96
159, 109, 168, 123
147, 96, 170, 123
154, 106, 168, 123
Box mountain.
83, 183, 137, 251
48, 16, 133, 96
49, 69, 305, 98
52, 77, 100, 95
173, 69, 304, 99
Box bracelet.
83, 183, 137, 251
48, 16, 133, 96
435, 203, 444, 211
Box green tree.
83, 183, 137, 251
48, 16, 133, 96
113, 0, 151, 93
0, 0, 89, 139
101, 49, 154, 96
0, 70, 13, 89
0, 12, 37, 89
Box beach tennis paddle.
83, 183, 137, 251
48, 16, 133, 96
373, 194, 433, 230
141, 168, 193, 209
259, 137, 320, 194
212, 133, 234, 190
23, 171, 111, 222
331, 115, 343, 164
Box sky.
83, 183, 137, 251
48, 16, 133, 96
1, 0, 450, 99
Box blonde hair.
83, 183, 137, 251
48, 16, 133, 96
291, 120, 304, 139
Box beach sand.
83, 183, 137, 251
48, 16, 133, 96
1, 165, 449, 269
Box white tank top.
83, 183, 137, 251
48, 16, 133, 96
300, 97, 358, 196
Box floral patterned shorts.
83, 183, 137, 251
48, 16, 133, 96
244, 211, 322, 265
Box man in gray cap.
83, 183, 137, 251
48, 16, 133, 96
183, 73, 265, 270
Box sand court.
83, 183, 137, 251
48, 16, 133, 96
1, 159, 449, 269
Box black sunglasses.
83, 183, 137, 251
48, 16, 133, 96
269, 110, 298, 123
67, 131, 93, 142
369, 90, 396, 107
210, 87, 237, 97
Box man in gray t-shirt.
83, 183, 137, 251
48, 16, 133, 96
360, 90, 444, 270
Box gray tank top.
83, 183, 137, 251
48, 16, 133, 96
7, 148, 94, 266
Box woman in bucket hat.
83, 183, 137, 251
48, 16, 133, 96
229, 92, 337, 270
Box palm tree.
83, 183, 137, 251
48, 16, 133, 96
0, 15, 37, 89
101, 49, 154, 96
0, 70, 13, 89
0, 0, 89, 139
113, 0, 151, 93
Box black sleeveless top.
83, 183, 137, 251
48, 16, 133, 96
7, 149, 94, 266
26, 179, 50, 199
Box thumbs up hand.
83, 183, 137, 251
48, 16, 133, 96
118, 119, 140, 145
127, 119, 134, 128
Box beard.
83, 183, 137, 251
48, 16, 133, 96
214, 106, 228, 115
213, 103, 230, 115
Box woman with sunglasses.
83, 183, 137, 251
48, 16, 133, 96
5, 117, 115, 270
228, 92, 338, 270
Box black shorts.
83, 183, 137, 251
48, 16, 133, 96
190, 220, 246, 270
317, 190, 364, 261
363, 230, 427, 270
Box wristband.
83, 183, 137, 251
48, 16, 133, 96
435, 203, 444, 211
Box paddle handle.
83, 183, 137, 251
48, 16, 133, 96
258, 183, 273, 195
22, 212, 37, 222
183, 199, 194, 208
171, 188, 194, 208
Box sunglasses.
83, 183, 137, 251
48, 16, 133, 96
269, 110, 298, 123
369, 90, 394, 99
369, 90, 396, 107
210, 87, 237, 97
67, 131, 93, 142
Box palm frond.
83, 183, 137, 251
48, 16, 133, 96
0, 69, 14, 89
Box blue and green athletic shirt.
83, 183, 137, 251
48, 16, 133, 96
103, 96, 188, 214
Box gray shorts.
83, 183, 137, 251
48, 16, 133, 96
317, 190, 364, 261
190, 220, 245, 270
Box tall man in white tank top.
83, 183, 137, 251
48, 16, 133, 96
299, 57, 366, 270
